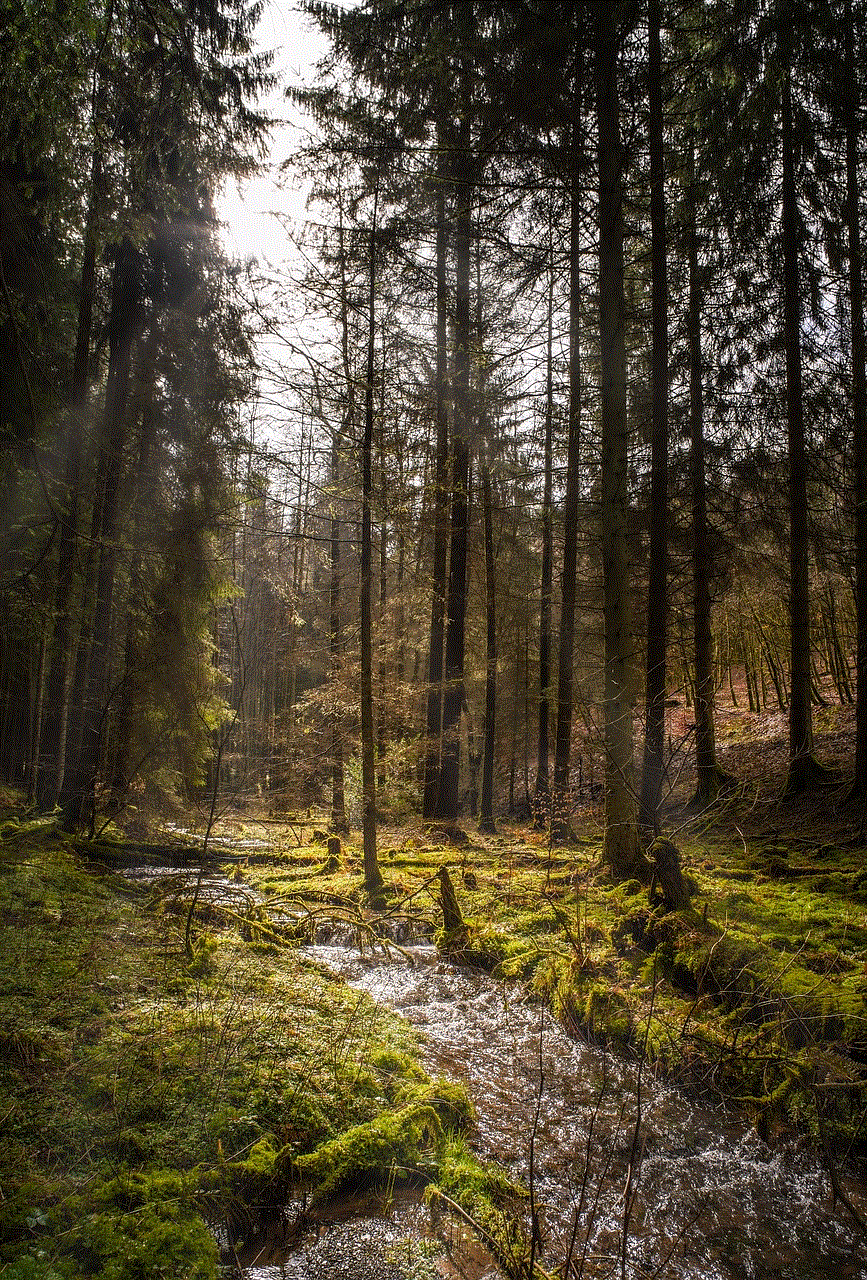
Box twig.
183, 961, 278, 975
528, 1006, 546, 1275
814, 1087, 867, 1236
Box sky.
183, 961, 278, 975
216, 2, 350, 454
218, 0, 360, 271
217, 2, 319, 270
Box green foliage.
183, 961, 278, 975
0, 834, 456, 1276
295, 1075, 472, 1198
5, 804, 867, 1280
432, 1134, 534, 1277
434, 1133, 524, 1215
62, 1171, 218, 1280
1, 1254, 65, 1280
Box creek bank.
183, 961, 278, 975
5, 809, 866, 1279
307, 935, 867, 1280
0, 837, 510, 1280
232, 1187, 499, 1280
248, 824, 867, 1161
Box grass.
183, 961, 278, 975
0, 826, 518, 1280
3, 700, 867, 1279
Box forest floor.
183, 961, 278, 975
2, 696, 867, 1278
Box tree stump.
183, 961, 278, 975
650, 837, 691, 911
323, 835, 342, 872
437, 865, 467, 939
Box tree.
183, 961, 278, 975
533, 221, 555, 824
779, 23, 820, 794
423, 153, 452, 821
841, 0, 867, 799
361, 197, 383, 890
552, 26, 585, 843
437, 83, 474, 825
479, 448, 497, 834
330, 202, 354, 835
638, 0, 670, 834
0, 0, 269, 826
596, 0, 644, 878
685, 137, 735, 805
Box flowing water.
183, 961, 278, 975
126, 866, 866, 1279
293, 932, 867, 1280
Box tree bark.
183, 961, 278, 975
423, 150, 451, 821
330, 206, 352, 835
844, 0, 867, 799
111, 309, 160, 808
596, 0, 644, 879
480, 455, 497, 833
438, 100, 473, 825
651, 837, 691, 911
639, 0, 669, 835
552, 50, 583, 842
361, 204, 382, 891
378, 435, 388, 795
780, 56, 825, 795
60, 236, 140, 832
686, 140, 733, 805
37, 151, 101, 810
533, 224, 555, 821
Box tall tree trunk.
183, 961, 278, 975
534, 224, 555, 822
424, 148, 451, 820
395, 429, 407, 700
37, 152, 101, 810
329, 437, 349, 832
438, 104, 473, 825
687, 139, 733, 805
552, 52, 583, 842
596, 0, 643, 878
479, 456, 497, 833
330, 205, 352, 835
283, 426, 311, 801
111, 313, 159, 808
60, 236, 140, 832
27, 632, 47, 806
780, 56, 826, 794
378, 432, 388, 794
639, 0, 669, 834
844, 0, 867, 799
361, 203, 382, 890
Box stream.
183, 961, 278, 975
286, 935, 866, 1280
126, 865, 867, 1279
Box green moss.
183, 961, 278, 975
0, 836, 458, 1276
294, 1076, 466, 1198
6, 800, 867, 1260
432, 1135, 533, 1276
58, 1171, 218, 1280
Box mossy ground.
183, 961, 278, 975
4, 725, 867, 1278
234, 799, 867, 1166
0, 820, 510, 1279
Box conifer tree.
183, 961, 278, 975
596, 0, 644, 878
638, 0, 670, 834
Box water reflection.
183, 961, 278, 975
306, 941, 866, 1280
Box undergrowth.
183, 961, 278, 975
4, 794, 867, 1279
0, 831, 511, 1279
242, 817, 867, 1163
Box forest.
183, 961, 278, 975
2, 0, 867, 1277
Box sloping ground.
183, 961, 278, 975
244, 819, 867, 1164
227, 693, 867, 1174
0, 825, 514, 1280
2, 693, 866, 1276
